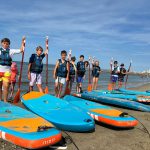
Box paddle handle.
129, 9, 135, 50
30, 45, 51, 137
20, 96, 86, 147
45, 37, 49, 86
88, 57, 91, 84
125, 62, 132, 88
109, 58, 113, 82
18, 39, 25, 89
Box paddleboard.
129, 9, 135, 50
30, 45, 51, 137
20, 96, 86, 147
73, 91, 150, 112
21, 91, 95, 132
0, 101, 61, 149
63, 95, 138, 128
93, 90, 150, 103
119, 88, 150, 96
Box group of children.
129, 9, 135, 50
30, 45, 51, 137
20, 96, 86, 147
0, 37, 127, 102
111, 61, 127, 90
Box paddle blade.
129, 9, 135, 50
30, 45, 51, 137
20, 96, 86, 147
45, 86, 49, 94
87, 84, 92, 92
64, 89, 71, 95
13, 89, 21, 103
108, 83, 113, 91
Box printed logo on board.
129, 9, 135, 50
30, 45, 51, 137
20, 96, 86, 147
42, 138, 56, 145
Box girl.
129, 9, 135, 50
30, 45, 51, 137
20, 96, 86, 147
92, 61, 101, 90
9, 62, 19, 100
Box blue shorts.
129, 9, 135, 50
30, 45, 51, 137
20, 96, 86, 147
111, 76, 118, 83
77, 76, 83, 83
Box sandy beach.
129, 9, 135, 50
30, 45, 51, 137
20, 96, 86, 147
0, 84, 150, 150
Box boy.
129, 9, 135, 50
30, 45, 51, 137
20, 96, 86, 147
53, 50, 69, 97
0, 37, 24, 102
111, 61, 120, 90
118, 63, 126, 88
69, 56, 77, 93
28, 46, 47, 92
76, 55, 86, 93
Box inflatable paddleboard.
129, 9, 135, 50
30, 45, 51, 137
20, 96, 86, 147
21, 91, 95, 132
0, 101, 61, 149
64, 95, 138, 128
93, 90, 150, 103
73, 91, 150, 112
119, 88, 150, 96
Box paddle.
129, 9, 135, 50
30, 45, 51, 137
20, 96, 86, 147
124, 60, 132, 89
108, 57, 113, 91
64, 49, 72, 95
87, 56, 92, 92
13, 37, 26, 103
45, 36, 49, 94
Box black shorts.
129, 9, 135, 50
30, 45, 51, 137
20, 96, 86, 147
118, 77, 124, 82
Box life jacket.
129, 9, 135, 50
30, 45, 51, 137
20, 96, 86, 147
92, 65, 101, 77
77, 61, 85, 76
69, 63, 75, 76
56, 59, 67, 78
30, 54, 43, 74
0, 47, 12, 66
119, 68, 126, 77
112, 66, 119, 75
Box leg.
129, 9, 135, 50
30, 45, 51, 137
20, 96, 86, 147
29, 86, 34, 91
76, 82, 79, 93
55, 77, 59, 97
58, 83, 63, 98
29, 73, 36, 92
76, 76, 80, 93
9, 82, 14, 99
0, 81, 2, 100
95, 78, 99, 90
92, 77, 95, 90
3, 81, 10, 102
36, 74, 43, 92
37, 84, 43, 93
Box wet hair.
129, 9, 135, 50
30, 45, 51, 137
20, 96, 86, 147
36, 46, 43, 52
1, 38, 10, 45
80, 55, 84, 58
61, 50, 67, 55
114, 61, 118, 64
71, 56, 76, 61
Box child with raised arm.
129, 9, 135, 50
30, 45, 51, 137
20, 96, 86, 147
92, 60, 101, 90
28, 46, 48, 92
118, 63, 126, 88
111, 61, 120, 90
0, 37, 24, 102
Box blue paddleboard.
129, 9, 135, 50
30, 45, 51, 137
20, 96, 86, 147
63, 95, 138, 128
73, 91, 150, 112
21, 91, 95, 132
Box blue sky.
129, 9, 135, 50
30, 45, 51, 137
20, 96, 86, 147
0, 0, 150, 72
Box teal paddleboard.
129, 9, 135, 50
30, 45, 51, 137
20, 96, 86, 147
21, 91, 95, 132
